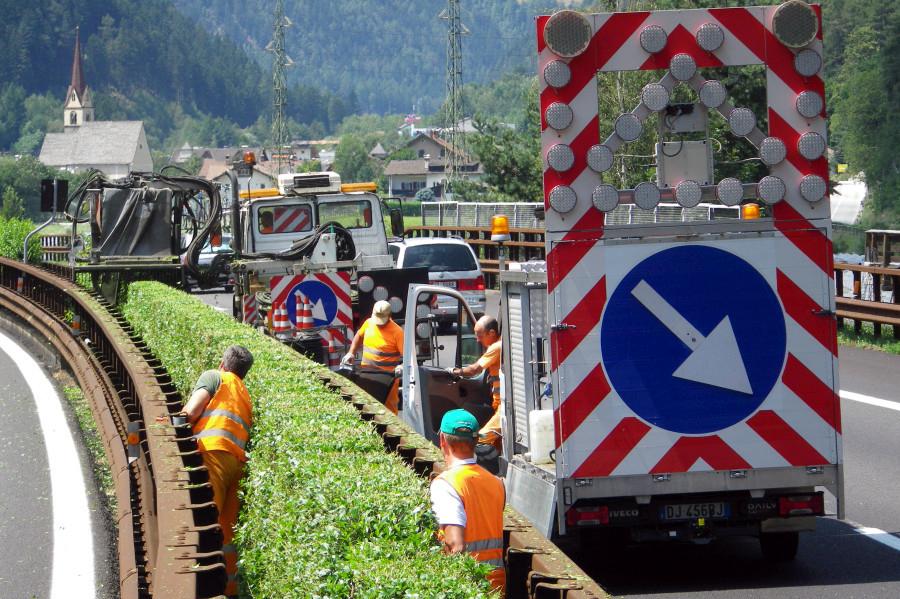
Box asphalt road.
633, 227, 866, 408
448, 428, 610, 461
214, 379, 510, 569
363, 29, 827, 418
198, 288, 900, 597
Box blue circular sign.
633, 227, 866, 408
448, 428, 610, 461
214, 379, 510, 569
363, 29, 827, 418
287, 280, 338, 326
600, 245, 786, 434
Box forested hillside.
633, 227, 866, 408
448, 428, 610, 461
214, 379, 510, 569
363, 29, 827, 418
173, 0, 547, 115
0, 0, 352, 154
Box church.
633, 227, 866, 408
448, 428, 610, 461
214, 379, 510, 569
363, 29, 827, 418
39, 28, 153, 178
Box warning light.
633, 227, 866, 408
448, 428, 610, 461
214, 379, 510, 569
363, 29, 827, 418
772, 1, 819, 49
490, 215, 511, 243
544, 10, 592, 58
741, 203, 761, 220
242, 150, 257, 166
340, 182, 377, 193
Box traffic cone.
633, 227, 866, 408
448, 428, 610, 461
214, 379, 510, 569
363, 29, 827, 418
294, 291, 304, 329
299, 293, 314, 330
273, 302, 290, 334
325, 331, 341, 369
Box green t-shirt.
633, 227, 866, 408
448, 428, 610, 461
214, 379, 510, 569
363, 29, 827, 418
193, 369, 222, 396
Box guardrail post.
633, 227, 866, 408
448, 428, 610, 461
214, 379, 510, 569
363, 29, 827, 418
894, 274, 900, 340
873, 273, 883, 337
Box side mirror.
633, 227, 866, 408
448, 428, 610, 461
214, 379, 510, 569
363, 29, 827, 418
389, 208, 404, 238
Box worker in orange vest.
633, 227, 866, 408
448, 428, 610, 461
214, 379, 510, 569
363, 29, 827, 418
343, 300, 404, 413
451, 315, 502, 471
183, 345, 254, 597
431, 408, 506, 593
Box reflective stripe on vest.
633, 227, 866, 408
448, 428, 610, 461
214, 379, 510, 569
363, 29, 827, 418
437, 463, 505, 572
360, 318, 403, 372
193, 371, 252, 461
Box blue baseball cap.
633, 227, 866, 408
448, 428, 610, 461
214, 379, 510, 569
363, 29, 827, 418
440, 409, 479, 439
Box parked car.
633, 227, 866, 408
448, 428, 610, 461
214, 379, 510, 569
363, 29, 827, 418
389, 237, 486, 324
183, 233, 235, 292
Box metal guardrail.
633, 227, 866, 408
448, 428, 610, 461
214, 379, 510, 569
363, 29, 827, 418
0, 258, 226, 598
834, 262, 900, 338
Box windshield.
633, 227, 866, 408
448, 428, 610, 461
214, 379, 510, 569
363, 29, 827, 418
402, 243, 477, 272
318, 199, 373, 229
201, 235, 233, 254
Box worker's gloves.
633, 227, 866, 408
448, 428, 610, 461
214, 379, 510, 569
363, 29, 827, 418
394, 365, 403, 377
341, 353, 354, 366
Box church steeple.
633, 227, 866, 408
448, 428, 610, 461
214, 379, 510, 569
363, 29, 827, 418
64, 27, 94, 128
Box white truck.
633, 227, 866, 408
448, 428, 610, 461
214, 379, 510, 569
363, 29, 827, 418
399, 2, 842, 561
229, 166, 426, 370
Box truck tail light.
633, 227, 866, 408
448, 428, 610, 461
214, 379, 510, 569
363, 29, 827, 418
457, 276, 485, 291
778, 493, 824, 517
566, 505, 609, 527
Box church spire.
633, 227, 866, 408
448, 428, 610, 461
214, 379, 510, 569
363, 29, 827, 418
70, 26, 86, 99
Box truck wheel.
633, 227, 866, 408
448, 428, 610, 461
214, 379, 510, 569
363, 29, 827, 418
759, 531, 799, 562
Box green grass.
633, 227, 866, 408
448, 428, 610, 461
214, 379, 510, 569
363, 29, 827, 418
120, 281, 491, 598
838, 320, 900, 354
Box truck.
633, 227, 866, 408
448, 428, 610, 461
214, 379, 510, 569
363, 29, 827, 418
398, 2, 842, 561
227, 158, 426, 378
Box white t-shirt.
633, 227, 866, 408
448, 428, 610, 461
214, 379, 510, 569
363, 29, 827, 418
430, 458, 477, 527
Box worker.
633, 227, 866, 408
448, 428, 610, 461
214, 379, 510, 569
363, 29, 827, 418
183, 345, 254, 597
430, 408, 506, 593
343, 300, 404, 414
259, 209, 274, 234
451, 314, 502, 469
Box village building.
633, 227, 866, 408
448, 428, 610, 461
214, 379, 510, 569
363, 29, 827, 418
383, 132, 483, 199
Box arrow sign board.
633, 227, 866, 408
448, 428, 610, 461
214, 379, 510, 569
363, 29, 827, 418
601, 245, 786, 435
287, 279, 339, 327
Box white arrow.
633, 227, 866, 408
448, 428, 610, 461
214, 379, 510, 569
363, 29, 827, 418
631, 280, 753, 395
311, 298, 327, 321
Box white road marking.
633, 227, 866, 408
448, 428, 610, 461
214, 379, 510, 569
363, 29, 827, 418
856, 526, 900, 553
840, 390, 900, 412
0, 330, 95, 598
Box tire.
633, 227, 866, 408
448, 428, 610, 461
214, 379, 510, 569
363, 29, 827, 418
224, 284, 234, 293
759, 531, 799, 562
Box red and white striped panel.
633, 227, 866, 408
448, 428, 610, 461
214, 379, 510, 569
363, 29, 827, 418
271, 205, 312, 233
242, 294, 258, 325
549, 233, 840, 478
270, 272, 353, 344
538, 5, 828, 237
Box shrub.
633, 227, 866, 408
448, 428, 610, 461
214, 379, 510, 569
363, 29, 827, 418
120, 282, 490, 598
0, 217, 41, 261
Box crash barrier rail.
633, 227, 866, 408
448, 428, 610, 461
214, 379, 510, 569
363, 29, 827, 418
405, 224, 546, 289
421, 201, 545, 229
313, 369, 610, 599
834, 262, 900, 338
0, 258, 226, 599
40, 233, 72, 263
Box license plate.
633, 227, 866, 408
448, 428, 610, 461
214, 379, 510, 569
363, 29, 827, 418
434, 280, 457, 289
659, 502, 729, 521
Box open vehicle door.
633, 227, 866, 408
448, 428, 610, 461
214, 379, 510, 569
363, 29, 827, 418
400, 285, 494, 444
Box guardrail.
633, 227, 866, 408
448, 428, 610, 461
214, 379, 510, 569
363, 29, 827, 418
834, 262, 900, 338
405, 225, 545, 288
0, 259, 226, 598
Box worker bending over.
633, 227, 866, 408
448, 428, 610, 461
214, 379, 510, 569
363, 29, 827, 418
343, 300, 404, 414
183, 345, 254, 597
452, 314, 502, 468
431, 408, 506, 593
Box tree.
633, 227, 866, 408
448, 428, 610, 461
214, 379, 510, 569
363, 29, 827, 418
1, 185, 25, 219
333, 134, 377, 183
0, 83, 26, 150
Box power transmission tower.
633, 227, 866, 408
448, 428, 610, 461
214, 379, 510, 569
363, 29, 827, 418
267, 0, 293, 174
440, 0, 468, 190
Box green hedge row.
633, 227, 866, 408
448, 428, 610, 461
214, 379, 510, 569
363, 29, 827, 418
0, 217, 41, 261
121, 282, 491, 598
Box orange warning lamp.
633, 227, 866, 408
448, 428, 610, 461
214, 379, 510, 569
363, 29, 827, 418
741, 203, 761, 220
490, 214, 511, 243
242, 150, 257, 166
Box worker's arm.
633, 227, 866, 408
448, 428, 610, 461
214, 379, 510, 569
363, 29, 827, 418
441, 524, 466, 554
344, 327, 365, 364
184, 388, 212, 424
453, 362, 484, 378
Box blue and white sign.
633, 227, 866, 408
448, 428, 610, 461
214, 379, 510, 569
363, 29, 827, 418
287, 279, 338, 326
601, 245, 786, 434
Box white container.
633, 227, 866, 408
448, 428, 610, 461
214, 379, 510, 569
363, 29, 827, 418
528, 409, 555, 465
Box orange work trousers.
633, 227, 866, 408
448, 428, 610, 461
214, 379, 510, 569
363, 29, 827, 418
203, 449, 244, 596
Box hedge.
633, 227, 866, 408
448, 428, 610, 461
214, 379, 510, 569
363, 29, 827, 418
0, 217, 41, 262
120, 282, 491, 598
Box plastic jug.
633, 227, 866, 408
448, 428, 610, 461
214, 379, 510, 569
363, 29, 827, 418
528, 409, 555, 465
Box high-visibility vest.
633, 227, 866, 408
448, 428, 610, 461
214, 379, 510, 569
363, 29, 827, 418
360, 318, 403, 374
437, 463, 506, 590
480, 340, 502, 410
193, 371, 252, 462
